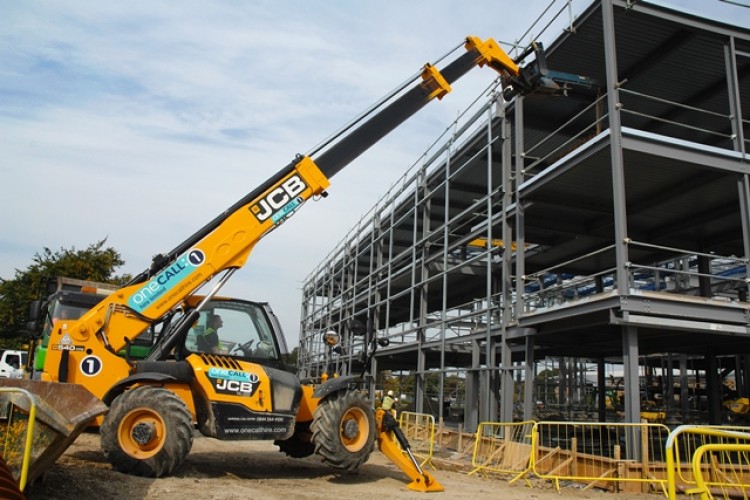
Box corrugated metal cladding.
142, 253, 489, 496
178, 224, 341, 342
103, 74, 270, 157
298, 0, 750, 427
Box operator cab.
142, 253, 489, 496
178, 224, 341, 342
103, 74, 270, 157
183, 299, 284, 362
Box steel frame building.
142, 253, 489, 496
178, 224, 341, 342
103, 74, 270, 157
298, 0, 750, 430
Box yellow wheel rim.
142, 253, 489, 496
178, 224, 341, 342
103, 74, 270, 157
340, 407, 369, 452
117, 407, 166, 459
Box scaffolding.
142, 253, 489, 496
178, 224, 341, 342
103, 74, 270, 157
298, 0, 750, 431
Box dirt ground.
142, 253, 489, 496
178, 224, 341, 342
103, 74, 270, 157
25, 432, 660, 500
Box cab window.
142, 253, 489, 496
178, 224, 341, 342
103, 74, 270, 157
186, 301, 279, 360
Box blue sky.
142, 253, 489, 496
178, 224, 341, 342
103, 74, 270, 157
2, 0, 748, 348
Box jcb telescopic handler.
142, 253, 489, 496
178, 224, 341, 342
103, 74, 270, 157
1, 36, 548, 492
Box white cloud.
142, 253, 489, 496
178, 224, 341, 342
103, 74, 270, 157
1, 0, 748, 347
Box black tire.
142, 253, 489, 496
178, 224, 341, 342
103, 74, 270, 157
275, 422, 315, 458
101, 385, 193, 477
310, 390, 375, 472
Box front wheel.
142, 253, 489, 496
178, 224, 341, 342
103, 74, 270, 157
101, 385, 193, 477
310, 390, 375, 472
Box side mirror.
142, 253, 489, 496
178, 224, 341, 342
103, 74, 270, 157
26, 322, 41, 339
28, 300, 41, 322
348, 319, 367, 337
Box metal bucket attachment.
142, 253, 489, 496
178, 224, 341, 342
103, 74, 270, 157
0, 379, 108, 489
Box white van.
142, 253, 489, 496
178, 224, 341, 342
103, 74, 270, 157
0, 350, 27, 378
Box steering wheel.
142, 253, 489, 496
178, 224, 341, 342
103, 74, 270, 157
231, 339, 254, 356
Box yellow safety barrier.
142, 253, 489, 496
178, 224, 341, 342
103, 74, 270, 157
532, 421, 670, 494
666, 425, 750, 500
0, 387, 38, 491
687, 443, 750, 500
469, 420, 535, 485
398, 411, 437, 468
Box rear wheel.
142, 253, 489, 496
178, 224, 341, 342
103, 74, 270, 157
310, 390, 375, 471
101, 385, 193, 477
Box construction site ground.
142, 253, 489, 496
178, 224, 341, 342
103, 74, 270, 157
26, 431, 656, 500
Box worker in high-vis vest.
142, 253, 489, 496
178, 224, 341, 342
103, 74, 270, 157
198, 314, 223, 353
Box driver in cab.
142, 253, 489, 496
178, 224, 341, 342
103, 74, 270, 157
198, 314, 223, 354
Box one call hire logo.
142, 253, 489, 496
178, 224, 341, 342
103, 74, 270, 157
250, 175, 307, 223
127, 248, 206, 313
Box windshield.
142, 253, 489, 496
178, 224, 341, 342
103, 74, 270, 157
43, 300, 89, 337
185, 300, 280, 360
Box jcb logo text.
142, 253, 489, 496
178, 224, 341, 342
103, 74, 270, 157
251, 175, 307, 222
216, 379, 256, 394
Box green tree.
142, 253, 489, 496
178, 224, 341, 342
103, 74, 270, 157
0, 239, 130, 348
